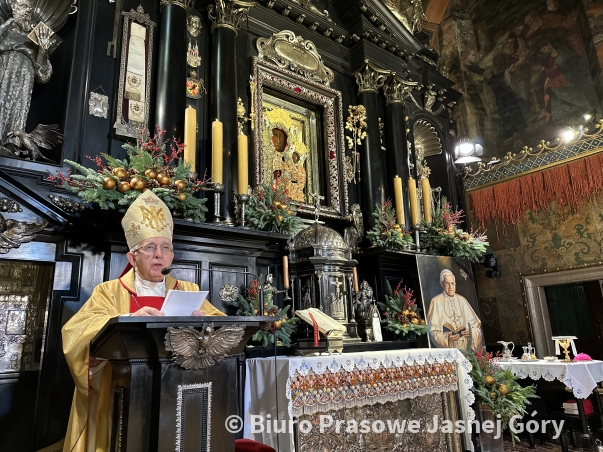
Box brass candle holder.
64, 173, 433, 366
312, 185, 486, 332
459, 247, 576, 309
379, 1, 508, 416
235, 193, 250, 227
207, 182, 224, 223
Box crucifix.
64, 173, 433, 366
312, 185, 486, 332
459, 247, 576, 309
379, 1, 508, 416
308, 191, 324, 222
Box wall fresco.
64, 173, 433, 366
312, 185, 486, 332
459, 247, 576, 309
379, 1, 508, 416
440, 0, 603, 161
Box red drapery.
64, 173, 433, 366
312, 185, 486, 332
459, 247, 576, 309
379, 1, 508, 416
470, 152, 603, 226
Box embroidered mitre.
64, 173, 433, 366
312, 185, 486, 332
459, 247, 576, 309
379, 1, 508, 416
121, 191, 173, 249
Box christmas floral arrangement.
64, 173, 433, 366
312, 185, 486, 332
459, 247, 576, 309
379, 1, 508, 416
421, 197, 488, 262
462, 331, 538, 442
377, 280, 429, 339
366, 200, 413, 250
231, 279, 298, 347
246, 178, 303, 237
48, 128, 209, 222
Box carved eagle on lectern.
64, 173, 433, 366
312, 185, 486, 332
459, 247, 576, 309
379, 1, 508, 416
164, 324, 246, 370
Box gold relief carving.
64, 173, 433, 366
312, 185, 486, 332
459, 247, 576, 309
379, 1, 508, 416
257, 31, 334, 86
261, 96, 316, 203
208, 0, 255, 35
353, 60, 390, 94
160, 0, 195, 13
383, 73, 421, 105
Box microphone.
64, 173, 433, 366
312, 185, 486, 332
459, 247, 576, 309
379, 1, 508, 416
161, 266, 266, 315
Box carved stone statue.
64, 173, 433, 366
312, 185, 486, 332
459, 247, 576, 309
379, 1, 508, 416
0, 0, 74, 160
383, 0, 424, 35
344, 204, 363, 253
0, 210, 47, 254
354, 280, 374, 323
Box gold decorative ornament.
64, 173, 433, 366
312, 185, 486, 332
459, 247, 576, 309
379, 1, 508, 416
174, 180, 186, 190
112, 167, 128, 179
256, 30, 335, 86
383, 72, 421, 106
499, 384, 509, 395
132, 179, 146, 191
353, 59, 389, 94
102, 177, 116, 190
345, 105, 367, 184
187, 14, 202, 37
157, 174, 171, 186
144, 169, 157, 179
117, 181, 131, 193
207, 0, 255, 35
160, 0, 195, 13
484, 375, 495, 385
177, 193, 187, 202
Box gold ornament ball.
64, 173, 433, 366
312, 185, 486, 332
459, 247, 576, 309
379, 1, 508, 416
174, 180, 186, 190
277, 215, 284, 222
402, 309, 409, 316
485, 376, 495, 386
274, 319, 283, 330
102, 177, 116, 190
112, 167, 128, 179
144, 169, 157, 179
490, 392, 497, 400
287, 209, 293, 215
117, 181, 131, 193
420, 319, 425, 324
157, 174, 171, 186
410, 318, 419, 325
499, 384, 509, 395
132, 179, 146, 191
394, 224, 401, 229
177, 193, 187, 202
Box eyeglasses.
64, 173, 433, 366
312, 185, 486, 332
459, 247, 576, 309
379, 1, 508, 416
133, 244, 174, 255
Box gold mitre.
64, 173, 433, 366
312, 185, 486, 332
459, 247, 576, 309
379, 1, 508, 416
122, 191, 173, 250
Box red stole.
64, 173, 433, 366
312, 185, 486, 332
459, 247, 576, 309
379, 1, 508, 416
118, 263, 179, 314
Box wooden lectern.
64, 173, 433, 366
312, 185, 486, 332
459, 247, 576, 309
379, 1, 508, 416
91, 316, 274, 452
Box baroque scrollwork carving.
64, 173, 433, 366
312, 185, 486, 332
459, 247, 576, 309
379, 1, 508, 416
257, 31, 334, 86
208, 0, 255, 35
291, 0, 332, 22
0, 211, 47, 255
160, 0, 195, 13
353, 60, 389, 94
383, 73, 421, 105
165, 324, 245, 370
0, 198, 21, 213
49, 194, 86, 213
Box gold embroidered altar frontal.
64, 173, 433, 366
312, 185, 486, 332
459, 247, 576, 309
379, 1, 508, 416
288, 360, 458, 416
297, 392, 463, 452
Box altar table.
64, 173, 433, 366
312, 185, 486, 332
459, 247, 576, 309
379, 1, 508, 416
243, 348, 475, 452
496, 359, 603, 450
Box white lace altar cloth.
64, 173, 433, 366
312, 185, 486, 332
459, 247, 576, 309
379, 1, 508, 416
496, 360, 603, 399
286, 348, 475, 449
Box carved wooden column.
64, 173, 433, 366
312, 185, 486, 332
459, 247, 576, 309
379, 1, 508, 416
155, 0, 192, 141
383, 73, 420, 226
353, 60, 389, 231
208, 0, 254, 224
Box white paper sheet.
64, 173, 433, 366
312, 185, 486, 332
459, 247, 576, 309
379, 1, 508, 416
161, 290, 209, 316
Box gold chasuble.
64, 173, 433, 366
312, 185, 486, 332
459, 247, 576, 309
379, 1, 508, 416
61, 268, 225, 452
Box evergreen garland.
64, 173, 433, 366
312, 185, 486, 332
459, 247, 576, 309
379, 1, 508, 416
366, 200, 413, 250
377, 280, 429, 339
246, 179, 303, 237
461, 328, 538, 443
231, 279, 298, 347
421, 196, 488, 262
47, 128, 209, 222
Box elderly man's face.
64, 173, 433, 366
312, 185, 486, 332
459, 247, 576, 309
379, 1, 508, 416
442, 275, 456, 297
127, 237, 174, 282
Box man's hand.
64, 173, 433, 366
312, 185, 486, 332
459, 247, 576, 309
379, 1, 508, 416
461, 329, 470, 337
449, 333, 461, 342
191, 310, 206, 316
131, 306, 164, 316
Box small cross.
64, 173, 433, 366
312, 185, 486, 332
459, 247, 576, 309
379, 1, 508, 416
308, 191, 324, 222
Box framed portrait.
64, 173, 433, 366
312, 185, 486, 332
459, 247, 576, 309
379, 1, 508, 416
417, 255, 485, 351
250, 32, 349, 219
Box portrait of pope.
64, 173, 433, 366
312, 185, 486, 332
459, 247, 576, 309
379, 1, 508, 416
426, 269, 483, 351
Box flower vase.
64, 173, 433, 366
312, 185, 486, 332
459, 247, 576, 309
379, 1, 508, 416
476, 404, 504, 452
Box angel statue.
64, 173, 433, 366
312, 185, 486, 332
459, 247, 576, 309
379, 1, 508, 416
0, 0, 75, 161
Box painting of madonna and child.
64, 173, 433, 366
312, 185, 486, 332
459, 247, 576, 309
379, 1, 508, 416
417, 255, 485, 352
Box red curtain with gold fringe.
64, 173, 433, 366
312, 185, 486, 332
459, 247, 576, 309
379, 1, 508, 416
470, 152, 603, 226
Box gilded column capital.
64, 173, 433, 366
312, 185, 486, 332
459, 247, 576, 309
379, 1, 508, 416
160, 0, 195, 13
208, 0, 255, 35
383, 73, 421, 105
353, 60, 390, 94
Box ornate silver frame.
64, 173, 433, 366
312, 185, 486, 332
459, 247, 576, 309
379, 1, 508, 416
251, 55, 349, 219
114, 6, 156, 138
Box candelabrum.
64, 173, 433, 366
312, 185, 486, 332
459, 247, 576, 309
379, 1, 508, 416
413, 224, 422, 252
275, 286, 292, 303
235, 193, 250, 227
207, 182, 224, 223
